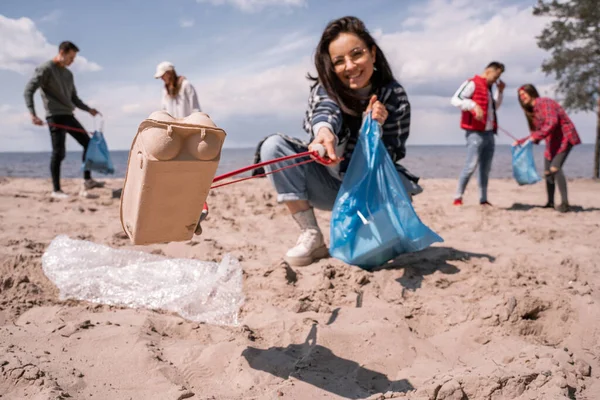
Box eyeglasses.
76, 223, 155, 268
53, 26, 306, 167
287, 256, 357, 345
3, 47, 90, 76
331, 47, 369, 71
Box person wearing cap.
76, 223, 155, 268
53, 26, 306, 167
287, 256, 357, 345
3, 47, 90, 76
154, 61, 201, 118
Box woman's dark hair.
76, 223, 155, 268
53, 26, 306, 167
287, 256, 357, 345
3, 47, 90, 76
518, 84, 540, 131
165, 70, 183, 98
308, 16, 395, 116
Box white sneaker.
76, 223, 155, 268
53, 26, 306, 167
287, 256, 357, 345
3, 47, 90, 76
79, 189, 99, 199
51, 191, 69, 199
284, 229, 329, 266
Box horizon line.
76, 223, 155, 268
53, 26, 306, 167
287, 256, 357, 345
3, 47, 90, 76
4, 143, 593, 154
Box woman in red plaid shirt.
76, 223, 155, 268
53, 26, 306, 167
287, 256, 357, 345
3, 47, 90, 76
516, 84, 581, 212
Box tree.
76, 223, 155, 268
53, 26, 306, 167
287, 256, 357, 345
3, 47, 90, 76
533, 0, 600, 178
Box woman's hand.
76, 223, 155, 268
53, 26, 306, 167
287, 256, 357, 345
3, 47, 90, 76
513, 137, 531, 146
366, 95, 388, 125
309, 127, 340, 166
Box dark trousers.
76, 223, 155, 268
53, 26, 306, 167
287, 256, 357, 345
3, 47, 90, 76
544, 144, 573, 205
46, 115, 91, 192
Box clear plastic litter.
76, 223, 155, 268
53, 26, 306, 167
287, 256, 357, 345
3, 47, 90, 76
41, 235, 244, 326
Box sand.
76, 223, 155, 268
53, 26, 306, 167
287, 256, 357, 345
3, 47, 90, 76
0, 176, 599, 400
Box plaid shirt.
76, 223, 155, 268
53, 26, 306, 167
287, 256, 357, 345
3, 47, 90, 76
531, 98, 581, 160
303, 80, 410, 174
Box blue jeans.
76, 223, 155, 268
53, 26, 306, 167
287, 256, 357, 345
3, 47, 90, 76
260, 135, 341, 211
455, 130, 495, 203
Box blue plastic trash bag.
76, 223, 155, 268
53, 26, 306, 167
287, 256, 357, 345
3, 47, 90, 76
329, 113, 443, 270
511, 140, 541, 185
83, 130, 115, 174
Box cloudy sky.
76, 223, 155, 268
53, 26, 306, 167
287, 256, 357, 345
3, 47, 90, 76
0, 0, 596, 152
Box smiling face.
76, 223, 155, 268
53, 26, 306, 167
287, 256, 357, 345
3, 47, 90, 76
519, 89, 533, 106
328, 32, 376, 90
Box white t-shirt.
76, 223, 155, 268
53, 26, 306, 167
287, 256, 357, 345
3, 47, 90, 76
161, 79, 201, 118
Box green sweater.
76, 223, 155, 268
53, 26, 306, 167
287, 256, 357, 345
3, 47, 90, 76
24, 60, 91, 118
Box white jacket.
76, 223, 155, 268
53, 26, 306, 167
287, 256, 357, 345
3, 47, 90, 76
161, 79, 201, 118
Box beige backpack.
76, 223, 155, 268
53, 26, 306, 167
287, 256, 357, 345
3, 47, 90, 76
120, 111, 226, 245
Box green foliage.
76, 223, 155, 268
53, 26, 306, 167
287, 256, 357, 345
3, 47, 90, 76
533, 0, 600, 112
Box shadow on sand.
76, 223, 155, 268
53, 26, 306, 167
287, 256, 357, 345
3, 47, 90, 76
505, 203, 600, 213
372, 246, 495, 290
242, 324, 414, 399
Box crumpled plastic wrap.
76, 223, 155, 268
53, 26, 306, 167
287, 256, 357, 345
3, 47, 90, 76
41, 235, 244, 326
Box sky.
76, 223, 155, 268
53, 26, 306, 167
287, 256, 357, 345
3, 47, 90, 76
0, 0, 596, 153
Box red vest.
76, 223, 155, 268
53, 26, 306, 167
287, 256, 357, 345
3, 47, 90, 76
460, 75, 497, 132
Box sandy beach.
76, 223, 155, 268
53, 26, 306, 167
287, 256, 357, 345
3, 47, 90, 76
0, 176, 599, 400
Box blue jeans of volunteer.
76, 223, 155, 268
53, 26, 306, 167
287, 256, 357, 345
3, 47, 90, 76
259, 135, 341, 211
260, 134, 422, 210
455, 130, 495, 203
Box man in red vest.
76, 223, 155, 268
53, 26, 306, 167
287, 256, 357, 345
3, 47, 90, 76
450, 61, 505, 206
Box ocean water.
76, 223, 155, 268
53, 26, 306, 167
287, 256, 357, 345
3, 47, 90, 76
0, 144, 595, 180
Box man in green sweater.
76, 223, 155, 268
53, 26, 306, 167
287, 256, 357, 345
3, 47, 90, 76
24, 41, 103, 199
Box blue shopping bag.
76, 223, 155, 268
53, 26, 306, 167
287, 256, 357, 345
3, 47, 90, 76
511, 140, 541, 185
329, 114, 443, 270
83, 130, 115, 175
